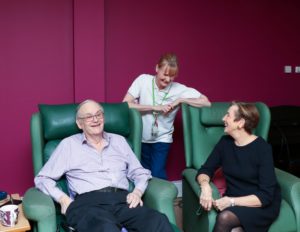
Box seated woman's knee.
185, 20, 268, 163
216, 210, 233, 223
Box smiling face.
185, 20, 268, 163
76, 100, 104, 138
155, 53, 178, 90
222, 105, 244, 135
155, 64, 177, 89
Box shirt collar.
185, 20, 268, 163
80, 132, 110, 145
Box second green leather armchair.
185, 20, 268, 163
23, 102, 180, 232
181, 102, 300, 232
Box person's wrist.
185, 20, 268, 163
199, 178, 209, 186
200, 183, 211, 195
58, 194, 68, 203
132, 192, 141, 198
132, 189, 142, 198
200, 182, 210, 189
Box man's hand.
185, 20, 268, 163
127, 189, 143, 208
59, 194, 73, 215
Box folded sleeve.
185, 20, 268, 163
254, 144, 278, 207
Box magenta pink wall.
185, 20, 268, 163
0, 0, 105, 194
0, 0, 74, 195
74, 0, 105, 102
1, 0, 300, 194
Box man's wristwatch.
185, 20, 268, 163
230, 198, 235, 207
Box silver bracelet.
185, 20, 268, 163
230, 198, 235, 207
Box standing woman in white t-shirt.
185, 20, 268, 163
123, 53, 211, 179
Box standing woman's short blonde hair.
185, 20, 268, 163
157, 53, 179, 77
232, 101, 260, 134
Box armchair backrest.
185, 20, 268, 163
31, 102, 142, 176
182, 102, 271, 169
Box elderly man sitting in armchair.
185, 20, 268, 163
34, 99, 173, 232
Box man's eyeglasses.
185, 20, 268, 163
78, 112, 104, 122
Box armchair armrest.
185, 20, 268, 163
275, 168, 300, 231
31, 113, 45, 176
183, 168, 220, 199
23, 187, 57, 232
183, 168, 220, 232
143, 177, 178, 225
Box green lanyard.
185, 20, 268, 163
152, 77, 171, 123
152, 77, 171, 106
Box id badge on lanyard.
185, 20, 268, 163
151, 113, 159, 137
151, 77, 171, 138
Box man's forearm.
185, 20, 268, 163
34, 175, 66, 202
132, 188, 143, 197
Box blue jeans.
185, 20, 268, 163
141, 142, 171, 179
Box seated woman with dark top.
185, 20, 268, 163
196, 102, 281, 232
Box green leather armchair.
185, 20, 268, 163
181, 102, 300, 232
23, 102, 180, 232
